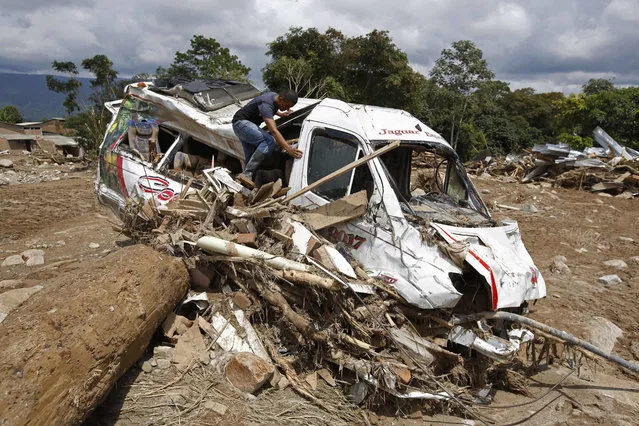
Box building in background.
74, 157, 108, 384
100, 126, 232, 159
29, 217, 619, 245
0, 118, 81, 157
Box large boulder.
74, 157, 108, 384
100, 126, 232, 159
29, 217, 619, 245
584, 316, 623, 354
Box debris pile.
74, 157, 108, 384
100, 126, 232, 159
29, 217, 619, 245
0, 151, 88, 186
120, 172, 475, 411
466, 127, 639, 197
116, 165, 638, 422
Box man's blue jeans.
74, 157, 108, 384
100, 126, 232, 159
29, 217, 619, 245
232, 120, 276, 165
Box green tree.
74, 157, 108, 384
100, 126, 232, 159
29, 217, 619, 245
429, 40, 495, 150
45, 61, 82, 115
263, 56, 341, 98
263, 27, 425, 114
167, 35, 250, 81
264, 27, 346, 97
81, 54, 119, 106
582, 78, 615, 96
503, 88, 564, 139
341, 30, 426, 113
553, 93, 589, 137
0, 105, 23, 123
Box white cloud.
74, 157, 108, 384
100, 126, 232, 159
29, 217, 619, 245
0, 0, 637, 92
472, 3, 532, 43
605, 0, 639, 22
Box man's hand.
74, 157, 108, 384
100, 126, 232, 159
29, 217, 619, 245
286, 145, 303, 159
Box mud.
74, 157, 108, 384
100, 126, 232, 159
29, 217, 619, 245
0, 167, 638, 425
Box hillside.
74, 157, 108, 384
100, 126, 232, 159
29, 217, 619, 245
0, 73, 93, 121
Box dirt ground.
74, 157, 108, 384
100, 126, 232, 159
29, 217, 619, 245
1, 161, 638, 425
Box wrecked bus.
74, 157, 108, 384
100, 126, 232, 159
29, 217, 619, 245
96, 79, 546, 318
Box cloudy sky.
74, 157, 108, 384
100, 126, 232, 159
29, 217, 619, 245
1, 0, 638, 93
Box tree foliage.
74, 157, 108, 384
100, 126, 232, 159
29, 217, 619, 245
263, 27, 425, 114
430, 40, 495, 95
82, 54, 119, 107
165, 35, 250, 81
582, 78, 615, 96
46, 60, 82, 115
46, 54, 120, 154
0, 105, 23, 123
428, 40, 495, 150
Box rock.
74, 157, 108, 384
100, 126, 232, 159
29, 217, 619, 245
172, 323, 208, 370
598, 192, 613, 197
630, 341, 639, 360
153, 345, 174, 359
584, 316, 622, 354
21, 249, 44, 260
411, 188, 426, 197
350, 381, 368, 405
26, 255, 45, 267
150, 358, 158, 367
203, 400, 228, 415
55, 240, 66, 247
481, 189, 490, 194
2, 255, 24, 267
88, 242, 100, 249
0, 286, 43, 323
603, 259, 628, 269
522, 204, 539, 214
162, 313, 193, 338
225, 352, 274, 393
598, 274, 622, 286
233, 292, 252, 310
0, 280, 21, 291
616, 191, 634, 199
550, 255, 570, 275
630, 256, 639, 265
392, 366, 412, 384
0, 159, 13, 168
156, 358, 172, 370
141, 361, 153, 373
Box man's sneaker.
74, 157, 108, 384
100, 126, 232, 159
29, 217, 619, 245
236, 173, 256, 189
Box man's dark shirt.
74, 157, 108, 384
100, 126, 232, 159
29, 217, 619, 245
232, 92, 279, 125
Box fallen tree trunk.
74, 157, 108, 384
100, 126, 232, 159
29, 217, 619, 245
0, 245, 189, 425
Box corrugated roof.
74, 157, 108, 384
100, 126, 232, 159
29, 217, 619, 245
41, 135, 78, 146
0, 134, 36, 140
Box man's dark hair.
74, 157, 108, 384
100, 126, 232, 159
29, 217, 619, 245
278, 89, 298, 105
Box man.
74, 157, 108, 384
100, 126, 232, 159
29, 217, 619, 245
232, 89, 303, 188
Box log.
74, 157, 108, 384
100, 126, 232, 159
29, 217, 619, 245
258, 140, 400, 208
0, 245, 189, 425
273, 270, 342, 291
197, 235, 311, 272
251, 281, 329, 343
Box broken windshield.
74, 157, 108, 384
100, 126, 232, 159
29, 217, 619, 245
374, 142, 491, 224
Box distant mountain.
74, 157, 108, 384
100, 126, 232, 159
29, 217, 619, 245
0, 73, 94, 121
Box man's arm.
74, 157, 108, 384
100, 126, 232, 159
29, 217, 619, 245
264, 118, 302, 159
275, 109, 292, 118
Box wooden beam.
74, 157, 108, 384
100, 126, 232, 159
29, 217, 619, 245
259, 140, 400, 208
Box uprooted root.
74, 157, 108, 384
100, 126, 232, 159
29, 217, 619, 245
487, 359, 534, 397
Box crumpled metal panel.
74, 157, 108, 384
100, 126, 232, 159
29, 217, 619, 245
431, 221, 546, 310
